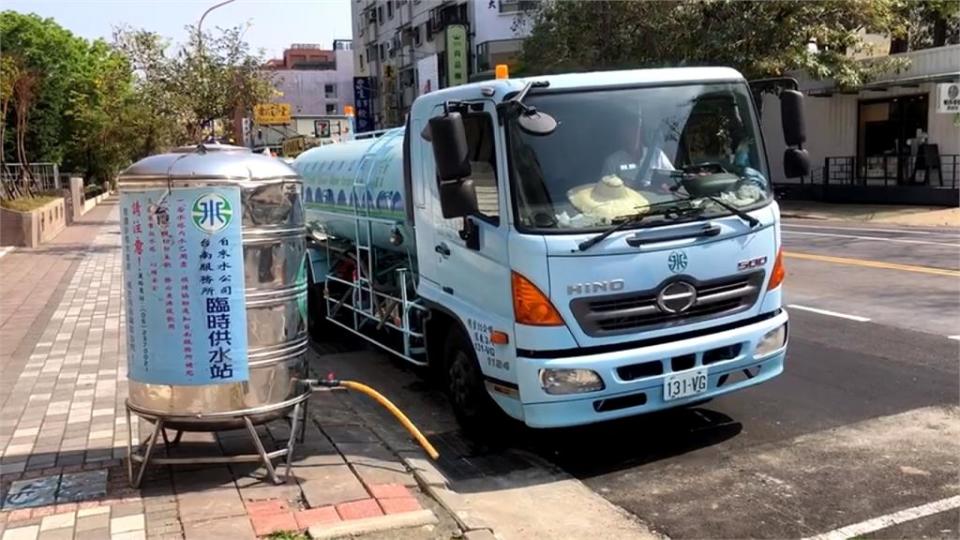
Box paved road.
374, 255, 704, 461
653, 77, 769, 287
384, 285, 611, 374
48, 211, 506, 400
311, 220, 960, 539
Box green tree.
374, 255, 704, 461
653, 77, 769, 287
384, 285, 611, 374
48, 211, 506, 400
517, 1, 915, 87
114, 23, 274, 142
0, 11, 88, 165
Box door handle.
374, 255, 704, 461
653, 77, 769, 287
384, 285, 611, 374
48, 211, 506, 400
435, 243, 450, 257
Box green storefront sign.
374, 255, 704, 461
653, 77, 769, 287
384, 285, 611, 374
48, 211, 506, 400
446, 24, 467, 87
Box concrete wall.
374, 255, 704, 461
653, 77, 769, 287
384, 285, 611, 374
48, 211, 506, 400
0, 197, 66, 248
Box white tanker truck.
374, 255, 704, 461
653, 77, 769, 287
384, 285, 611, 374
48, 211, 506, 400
293, 67, 809, 430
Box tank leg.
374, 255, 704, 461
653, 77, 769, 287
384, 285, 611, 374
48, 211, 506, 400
132, 418, 163, 488
244, 416, 281, 485
284, 402, 302, 479
299, 399, 308, 443
125, 406, 134, 485
161, 428, 171, 453
172, 430, 183, 446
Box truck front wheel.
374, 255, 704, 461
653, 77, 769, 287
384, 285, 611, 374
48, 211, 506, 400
444, 329, 500, 434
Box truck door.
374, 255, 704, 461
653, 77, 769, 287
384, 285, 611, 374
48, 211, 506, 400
419, 102, 515, 381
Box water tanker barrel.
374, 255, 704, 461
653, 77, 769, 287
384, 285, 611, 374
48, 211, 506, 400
118, 144, 308, 430
293, 129, 413, 253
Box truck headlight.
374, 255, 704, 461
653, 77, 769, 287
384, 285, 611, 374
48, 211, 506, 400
539, 369, 605, 395
756, 323, 788, 357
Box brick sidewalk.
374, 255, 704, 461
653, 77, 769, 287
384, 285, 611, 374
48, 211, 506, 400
0, 198, 445, 540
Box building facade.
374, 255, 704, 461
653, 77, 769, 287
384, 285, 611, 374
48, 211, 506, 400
248, 41, 355, 150
350, 0, 531, 130
761, 40, 960, 206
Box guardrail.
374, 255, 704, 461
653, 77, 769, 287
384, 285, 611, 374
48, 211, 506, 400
823, 155, 959, 188
1, 162, 62, 193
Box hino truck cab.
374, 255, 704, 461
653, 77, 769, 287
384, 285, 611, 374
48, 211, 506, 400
295, 67, 809, 431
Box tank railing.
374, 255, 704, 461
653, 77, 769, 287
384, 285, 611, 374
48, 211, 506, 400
323, 272, 427, 365
350, 129, 404, 328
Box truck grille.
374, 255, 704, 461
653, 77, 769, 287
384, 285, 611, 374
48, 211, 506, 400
570, 272, 764, 337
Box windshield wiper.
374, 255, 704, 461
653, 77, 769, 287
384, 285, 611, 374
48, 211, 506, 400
577, 200, 697, 252
664, 172, 761, 228
698, 194, 760, 228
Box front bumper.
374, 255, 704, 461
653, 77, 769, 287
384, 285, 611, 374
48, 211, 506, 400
517, 310, 788, 428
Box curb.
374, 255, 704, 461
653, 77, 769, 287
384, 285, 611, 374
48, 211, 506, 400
780, 212, 830, 221
331, 390, 499, 538
308, 508, 438, 539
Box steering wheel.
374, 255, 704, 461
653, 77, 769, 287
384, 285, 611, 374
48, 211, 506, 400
682, 161, 731, 175
678, 162, 741, 197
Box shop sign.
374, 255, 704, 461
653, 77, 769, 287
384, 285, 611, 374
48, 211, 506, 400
936, 83, 960, 113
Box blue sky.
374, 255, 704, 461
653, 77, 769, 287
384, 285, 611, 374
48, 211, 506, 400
4, 0, 353, 59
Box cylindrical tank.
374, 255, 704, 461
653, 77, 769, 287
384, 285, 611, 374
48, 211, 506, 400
292, 129, 413, 252
119, 144, 307, 429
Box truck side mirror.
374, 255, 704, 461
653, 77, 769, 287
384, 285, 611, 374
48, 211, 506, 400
429, 112, 472, 181
780, 89, 806, 147
438, 178, 479, 219
779, 89, 809, 178
783, 148, 810, 178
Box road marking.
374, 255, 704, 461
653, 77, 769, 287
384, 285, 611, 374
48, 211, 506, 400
783, 223, 959, 236
803, 494, 960, 540
787, 304, 871, 322
783, 230, 960, 247
784, 251, 960, 277
949, 336, 960, 341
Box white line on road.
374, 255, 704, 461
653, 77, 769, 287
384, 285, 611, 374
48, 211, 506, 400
788, 304, 871, 322
803, 494, 960, 540
783, 230, 960, 247
949, 335, 960, 341
783, 223, 960, 236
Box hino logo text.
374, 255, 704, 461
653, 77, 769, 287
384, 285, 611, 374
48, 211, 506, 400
567, 279, 625, 296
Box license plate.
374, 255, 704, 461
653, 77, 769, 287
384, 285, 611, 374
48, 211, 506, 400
663, 369, 708, 401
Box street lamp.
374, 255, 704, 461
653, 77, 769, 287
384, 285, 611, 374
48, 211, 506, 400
198, 0, 236, 42
197, 0, 236, 142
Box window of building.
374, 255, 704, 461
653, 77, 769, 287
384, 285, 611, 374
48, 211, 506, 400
326, 104, 338, 115
377, 5, 384, 25
325, 84, 337, 98
359, 53, 364, 71
387, 0, 394, 19
413, 27, 422, 47
379, 43, 386, 61
425, 22, 433, 42
498, 0, 538, 13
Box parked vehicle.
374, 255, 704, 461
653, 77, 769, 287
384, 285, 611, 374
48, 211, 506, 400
293, 67, 809, 430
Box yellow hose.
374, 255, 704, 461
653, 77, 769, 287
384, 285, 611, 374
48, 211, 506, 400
339, 380, 440, 460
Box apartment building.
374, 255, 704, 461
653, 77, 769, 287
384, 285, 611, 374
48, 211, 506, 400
247, 40, 355, 150
351, 0, 532, 131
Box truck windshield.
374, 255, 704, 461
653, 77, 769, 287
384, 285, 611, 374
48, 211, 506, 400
507, 82, 770, 231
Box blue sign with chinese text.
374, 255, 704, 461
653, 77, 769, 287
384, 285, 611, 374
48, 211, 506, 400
353, 77, 373, 133
120, 187, 249, 385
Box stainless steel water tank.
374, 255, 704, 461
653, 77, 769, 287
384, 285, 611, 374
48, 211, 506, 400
119, 144, 307, 429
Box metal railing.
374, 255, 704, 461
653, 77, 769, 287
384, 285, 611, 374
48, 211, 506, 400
1, 162, 62, 192
823, 155, 958, 188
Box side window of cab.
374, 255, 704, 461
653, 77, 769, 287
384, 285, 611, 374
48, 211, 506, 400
462, 113, 500, 224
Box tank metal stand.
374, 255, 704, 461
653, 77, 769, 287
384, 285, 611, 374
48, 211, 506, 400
125, 391, 311, 488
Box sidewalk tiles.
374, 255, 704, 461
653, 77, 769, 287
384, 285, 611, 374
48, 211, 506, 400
0, 203, 436, 539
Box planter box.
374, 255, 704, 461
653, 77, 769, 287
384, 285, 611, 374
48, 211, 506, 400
82, 190, 111, 213
0, 197, 67, 247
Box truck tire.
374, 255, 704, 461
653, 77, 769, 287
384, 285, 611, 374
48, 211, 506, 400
444, 329, 501, 435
